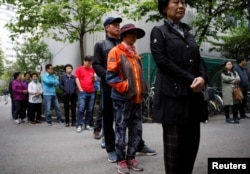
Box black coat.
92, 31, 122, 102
150, 21, 208, 124
92, 36, 119, 89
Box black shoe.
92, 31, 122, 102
226, 118, 234, 123
71, 122, 75, 127
240, 116, 246, 119
233, 119, 240, 124
136, 145, 157, 156
240, 115, 250, 119
65, 123, 70, 127
93, 131, 101, 139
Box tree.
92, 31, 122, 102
125, 0, 247, 45
209, 25, 250, 59
14, 37, 52, 72
6, 0, 136, 62
248, 0, 250, 29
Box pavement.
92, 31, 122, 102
0, 96, 250, 174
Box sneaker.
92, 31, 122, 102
117, 160, 129, 174
85, 125, 93, 131
233, 119, 240, 124
65, 123, 70, 127
108, 151, 117, 163
48, 122, 52, 126
57, 120, 64, 124
76, 126, 82, 133
136, 145, 157, 156
93, 131, 101, 139
127, 158, 144, 172
101, 137, 106, 149
15, 119, 20, 124
226, 118, 235, 124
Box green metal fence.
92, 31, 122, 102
140, 53, 236, 88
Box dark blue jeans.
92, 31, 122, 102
76, 91, 95, 126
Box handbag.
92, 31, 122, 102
233, 85, 244, 100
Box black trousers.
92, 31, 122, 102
224, 104, 239, 119
162, 123, 200, 174
11, 98, 16, 119
29, 103, 42, 121
24, 100, 30, 121
238, 88, 247, 117
94, 92, 102, 132
63, 94, 77, 124
102, 87, 116, 152
14, 100, 26, 120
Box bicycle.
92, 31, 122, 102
207, 87, 224, 117
141, 86, 155, 122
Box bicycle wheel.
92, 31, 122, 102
214, 95, 224, 115
208, 100, 217, 117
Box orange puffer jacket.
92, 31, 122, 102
106, 43, 146, 103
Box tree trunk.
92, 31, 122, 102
79, 37, 84, 64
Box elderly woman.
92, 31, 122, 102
150, 0, 208, 173
106, 23, 146, 174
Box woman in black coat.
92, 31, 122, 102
150, 0, 208, 173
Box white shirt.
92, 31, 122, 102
28, 80, 43, 103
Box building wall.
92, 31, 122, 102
0, 4, 18, 63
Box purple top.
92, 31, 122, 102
12, 80, 27, 101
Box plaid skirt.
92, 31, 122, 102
162, 123, 200, 174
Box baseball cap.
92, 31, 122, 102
103, 17, 122, 27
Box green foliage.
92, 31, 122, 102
209, 26, 250, 59
6, 0, 138, 61
14, 37, 52, 73
125, 0, 248, 45
53, 65, 64, 77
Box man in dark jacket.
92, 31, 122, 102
93, 17, 156, 163
234, 57, 250, 119
59, 64, 77, 127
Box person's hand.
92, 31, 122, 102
190, 77, 205, 93
23, 90, 28, 94
234, 79, 240, 83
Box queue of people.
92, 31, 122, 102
7, 0, 250, 173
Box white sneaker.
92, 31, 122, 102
76, 126, 82, 133
85, 125, 93, 131
15, 119, 20, 124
